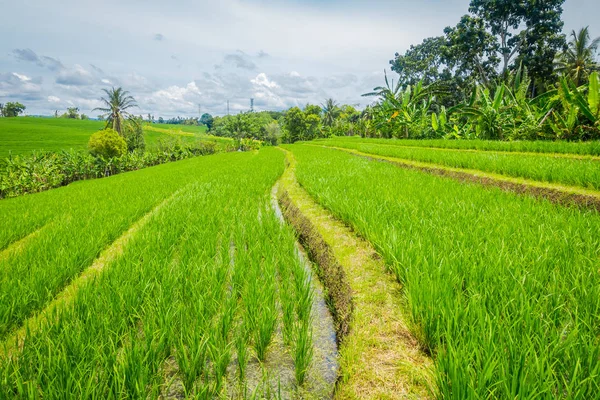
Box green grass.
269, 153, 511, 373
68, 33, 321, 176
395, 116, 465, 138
290, 144, 600, 399
0, 117, 213, 157
316, 136, 600, 156
1, 148, 321, 397
316, 139, 600, 191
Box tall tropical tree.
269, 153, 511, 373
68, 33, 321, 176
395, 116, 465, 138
321, 98, 340, 127
93, 87, 138, 135
555, 27, 600, 86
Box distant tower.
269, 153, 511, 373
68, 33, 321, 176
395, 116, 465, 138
250, 98, 254, 112
227, 100, 230, 116
198, 104, 201, 118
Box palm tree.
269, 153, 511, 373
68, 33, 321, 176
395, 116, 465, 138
93, 87, 138, 135
555, 27, 600, 86
321, 98, 340, 127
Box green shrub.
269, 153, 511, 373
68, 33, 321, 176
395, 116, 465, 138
88, 129, 127, 159
123, 118, 146, 152
0, 139, 222, 199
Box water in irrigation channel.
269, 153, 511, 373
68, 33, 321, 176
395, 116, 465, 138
231, 184, 339, 399
160, 188, 339, 399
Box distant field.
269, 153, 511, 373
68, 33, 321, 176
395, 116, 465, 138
0, 117, 210, 157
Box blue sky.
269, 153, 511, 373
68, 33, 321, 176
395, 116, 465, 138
0, 0, 598, 117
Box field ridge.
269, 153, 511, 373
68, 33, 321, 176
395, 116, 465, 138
277, 148, 433, 399
319, 145, 600, 211
341, 141, 600, 162
1, 186, 186, 357
0, 224, 49, 262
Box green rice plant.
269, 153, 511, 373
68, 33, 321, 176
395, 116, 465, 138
235, 323, 249, 382
279, 276, 296, 345
0, 147, 329, 398
253, 292, 278, 362
0, 153, 244, 338
290, 144, 600, 399
293, 266, 314, 325
314, 136, 600, 156
293, 319, 314, 386
316, 139, 600, 190
175, 332, 208, 394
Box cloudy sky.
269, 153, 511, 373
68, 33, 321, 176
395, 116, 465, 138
1, 0, 598, 118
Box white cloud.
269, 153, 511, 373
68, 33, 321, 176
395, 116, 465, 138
251, 73, 279, 89
13, 72, 31, 82
1, 0, 596, 116
56, 64, 95, 86
47, 95, 60, 103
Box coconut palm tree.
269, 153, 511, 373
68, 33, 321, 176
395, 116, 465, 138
93, 87, 138, 135
321, 98, 340, 127
555, 27, 600, 86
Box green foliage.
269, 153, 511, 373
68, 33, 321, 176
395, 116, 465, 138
292, 144, 600, 398
60, 107, 80, 119
0, 102, 26, 118
388, 0, 566, 107
443, 15, 500, 87
122, 117, 146, 152
199, 113, 214, 129
283, 107, 307, 143
318, 138, 600, 190
233, 138, 262, 151
0, 149, 329, 397
210, 111, 277, 143
0, 138, 221, 199
363, 66, 600, 141
555, 27, 600, 86
88, 129, 127, 159
322, 136, 600, 155
93, 87, 137, 135
0, 117, 214, 158
263, 121, 282, 145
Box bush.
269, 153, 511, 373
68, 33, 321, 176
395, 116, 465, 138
0, 139, 223, 199
88, 129, 127, 159
123, 118, 146, 152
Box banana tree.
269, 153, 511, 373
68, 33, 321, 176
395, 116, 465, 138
551, 71, 600, 139
363, 72, 447, 138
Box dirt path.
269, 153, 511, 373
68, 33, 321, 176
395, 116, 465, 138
1, 188, 185, 358
276, 148, 433, 399
319, 145, 600, 212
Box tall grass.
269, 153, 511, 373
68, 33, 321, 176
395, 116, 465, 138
291, 144, 600, 398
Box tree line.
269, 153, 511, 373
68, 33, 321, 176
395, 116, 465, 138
361, 0, 600, 141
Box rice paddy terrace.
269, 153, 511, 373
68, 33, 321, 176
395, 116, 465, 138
1, 137, 599, 399
0, 117, 213, 157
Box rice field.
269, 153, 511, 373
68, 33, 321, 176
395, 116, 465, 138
0, 149, 336, 398
314, 139, 600, 191
0, 117, 210, 157
289, 143, 600, 398
2, 134, 600, 399
315, 136, 600, 156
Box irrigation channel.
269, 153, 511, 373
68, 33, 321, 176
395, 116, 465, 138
276, 147, 433, 399
317, 145, 600, 212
